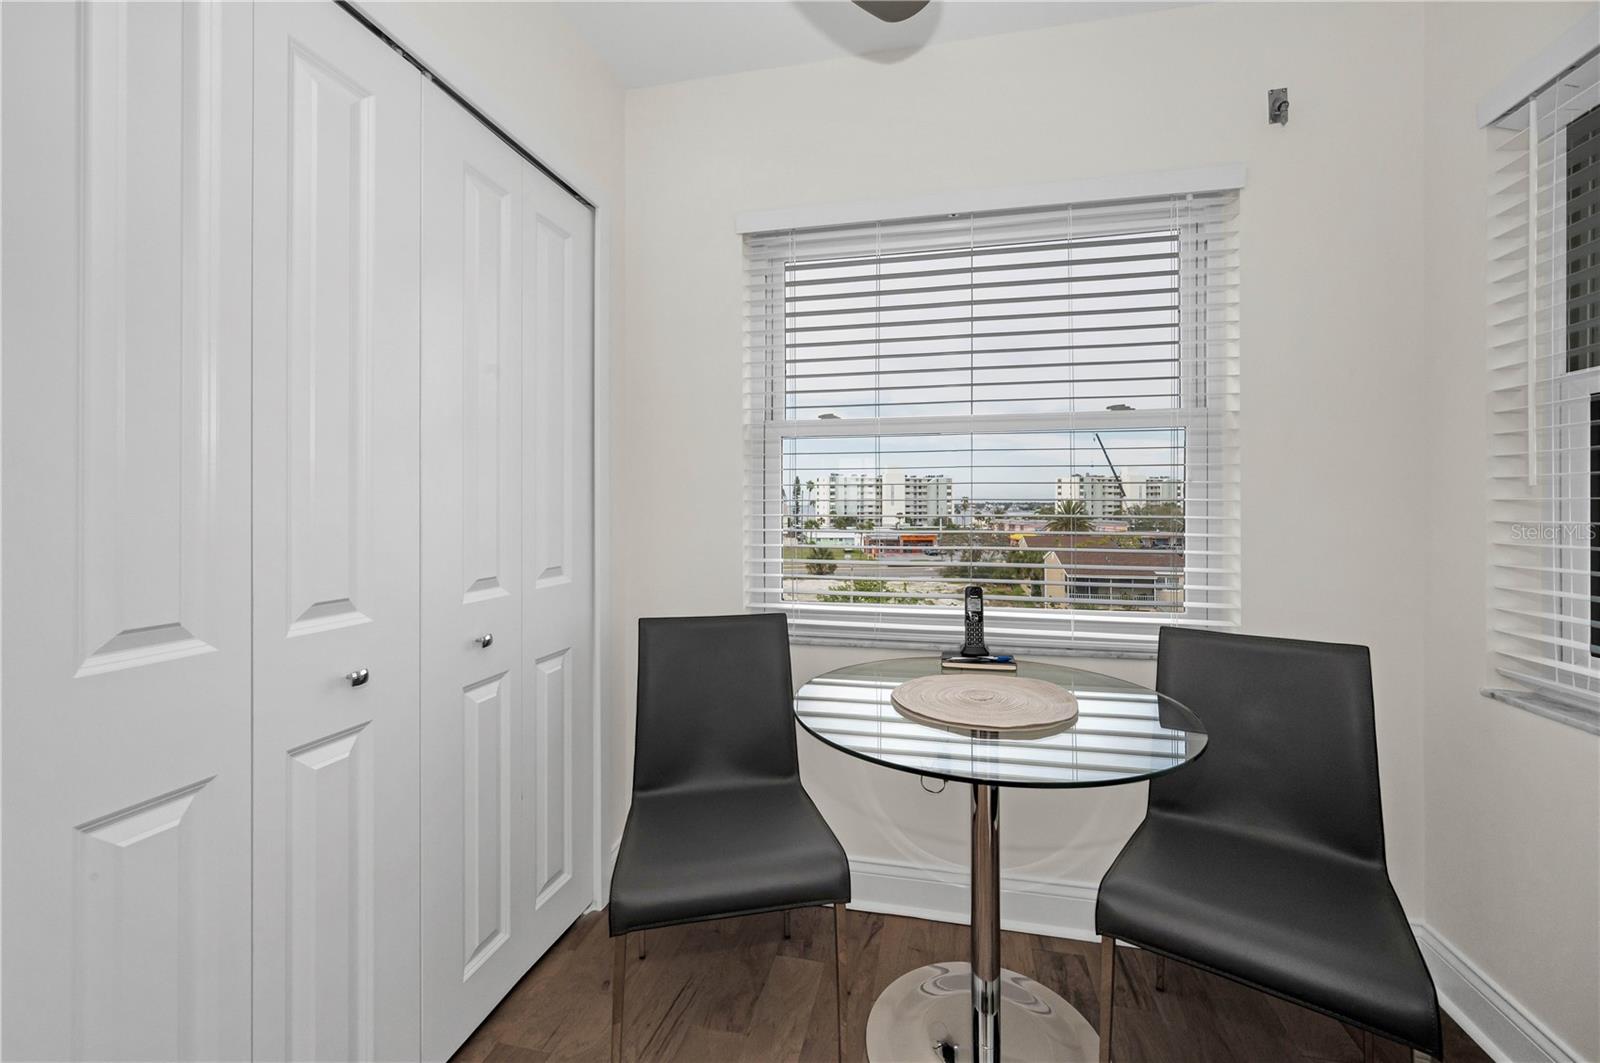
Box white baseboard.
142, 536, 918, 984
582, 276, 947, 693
847, 857, 1587, 1063
847, 856, 1101, 942
1412, 924, 1585, 1063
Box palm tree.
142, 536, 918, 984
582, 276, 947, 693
1045, 499, 1090, 532
788, 476, 803, 528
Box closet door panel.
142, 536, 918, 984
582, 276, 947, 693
520, 167, 597, 957
1, 3, 254, 1059
251, 4, 422, 1060
419, 87, 529, 1063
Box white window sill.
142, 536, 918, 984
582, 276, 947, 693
788, 631, 1159, 661
1482, 688, 1600, 736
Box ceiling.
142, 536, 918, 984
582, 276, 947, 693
557, 1, 1188, 89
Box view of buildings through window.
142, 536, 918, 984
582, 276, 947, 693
778, 429, 1186, 611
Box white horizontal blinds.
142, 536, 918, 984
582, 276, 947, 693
1488, 47, 1600, 708
743, 191, 1240, 656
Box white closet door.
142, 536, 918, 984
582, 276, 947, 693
418, 89, 530, 1061
250, 4, 423, 1061
520, 166, 598, 964
1, 3, 254, 1060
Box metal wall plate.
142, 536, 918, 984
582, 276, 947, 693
1269, 87, 1290, 125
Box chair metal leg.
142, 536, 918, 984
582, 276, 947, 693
784, 909, 792, 939
612, 935, 627, 1063
1153, 952, 1166, 992
834, 903, 848, 1062
1098, 936, 1116, 1063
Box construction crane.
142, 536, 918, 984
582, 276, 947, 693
1093, 432, 1128, 505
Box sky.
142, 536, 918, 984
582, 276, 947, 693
783, 431, 1186, 505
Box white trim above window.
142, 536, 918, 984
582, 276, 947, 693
1477, 7, 1600, 129
741, 188, 1241, 658
735, 164, 1248, 237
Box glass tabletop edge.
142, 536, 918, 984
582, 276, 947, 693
794, 706, 1211, 791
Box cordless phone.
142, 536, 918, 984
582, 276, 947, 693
959, 586, 989, 657
942, 586, 1014, 669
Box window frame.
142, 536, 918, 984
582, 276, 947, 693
742, 200, 1237, 657
1483, 29, 1600, 733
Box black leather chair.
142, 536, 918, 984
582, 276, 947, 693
1095, 628, 1441, 1063
608, 614, 852, 1062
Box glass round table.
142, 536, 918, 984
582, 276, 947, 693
794, 657, 1208, 1063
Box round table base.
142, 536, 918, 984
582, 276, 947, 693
864, 961, 1099, 1062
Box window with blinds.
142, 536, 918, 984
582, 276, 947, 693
1487, 44, 1600, 730
743, 192, 1240, 656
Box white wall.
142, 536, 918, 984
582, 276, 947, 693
371, 2, 625, 201
621, 1, 1433, 902
1422, 5, 1600, 1060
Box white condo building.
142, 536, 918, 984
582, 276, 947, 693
1056, 473, 1183, 516
1138, 476, 1184, 505
819, 471, 953, 526
816, 473, 881, 520
903, 473, 953, 525
1056, 473, 1127, 518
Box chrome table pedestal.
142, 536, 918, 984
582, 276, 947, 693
864, 786, 1099, 1063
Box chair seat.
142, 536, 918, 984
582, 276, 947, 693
609, 780, 851, 936
1096, 814, 1440, 1055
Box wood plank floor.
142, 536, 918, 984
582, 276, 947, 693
452, 907, 1490, 1063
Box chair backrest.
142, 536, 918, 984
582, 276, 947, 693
633, 613, 798, 797
1152, 627, 1388, 865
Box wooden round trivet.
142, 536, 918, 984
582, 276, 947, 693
890, 673, 1078, 732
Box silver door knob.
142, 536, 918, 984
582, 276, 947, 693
345, 668, 370, 687
475, 634, 494, 648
